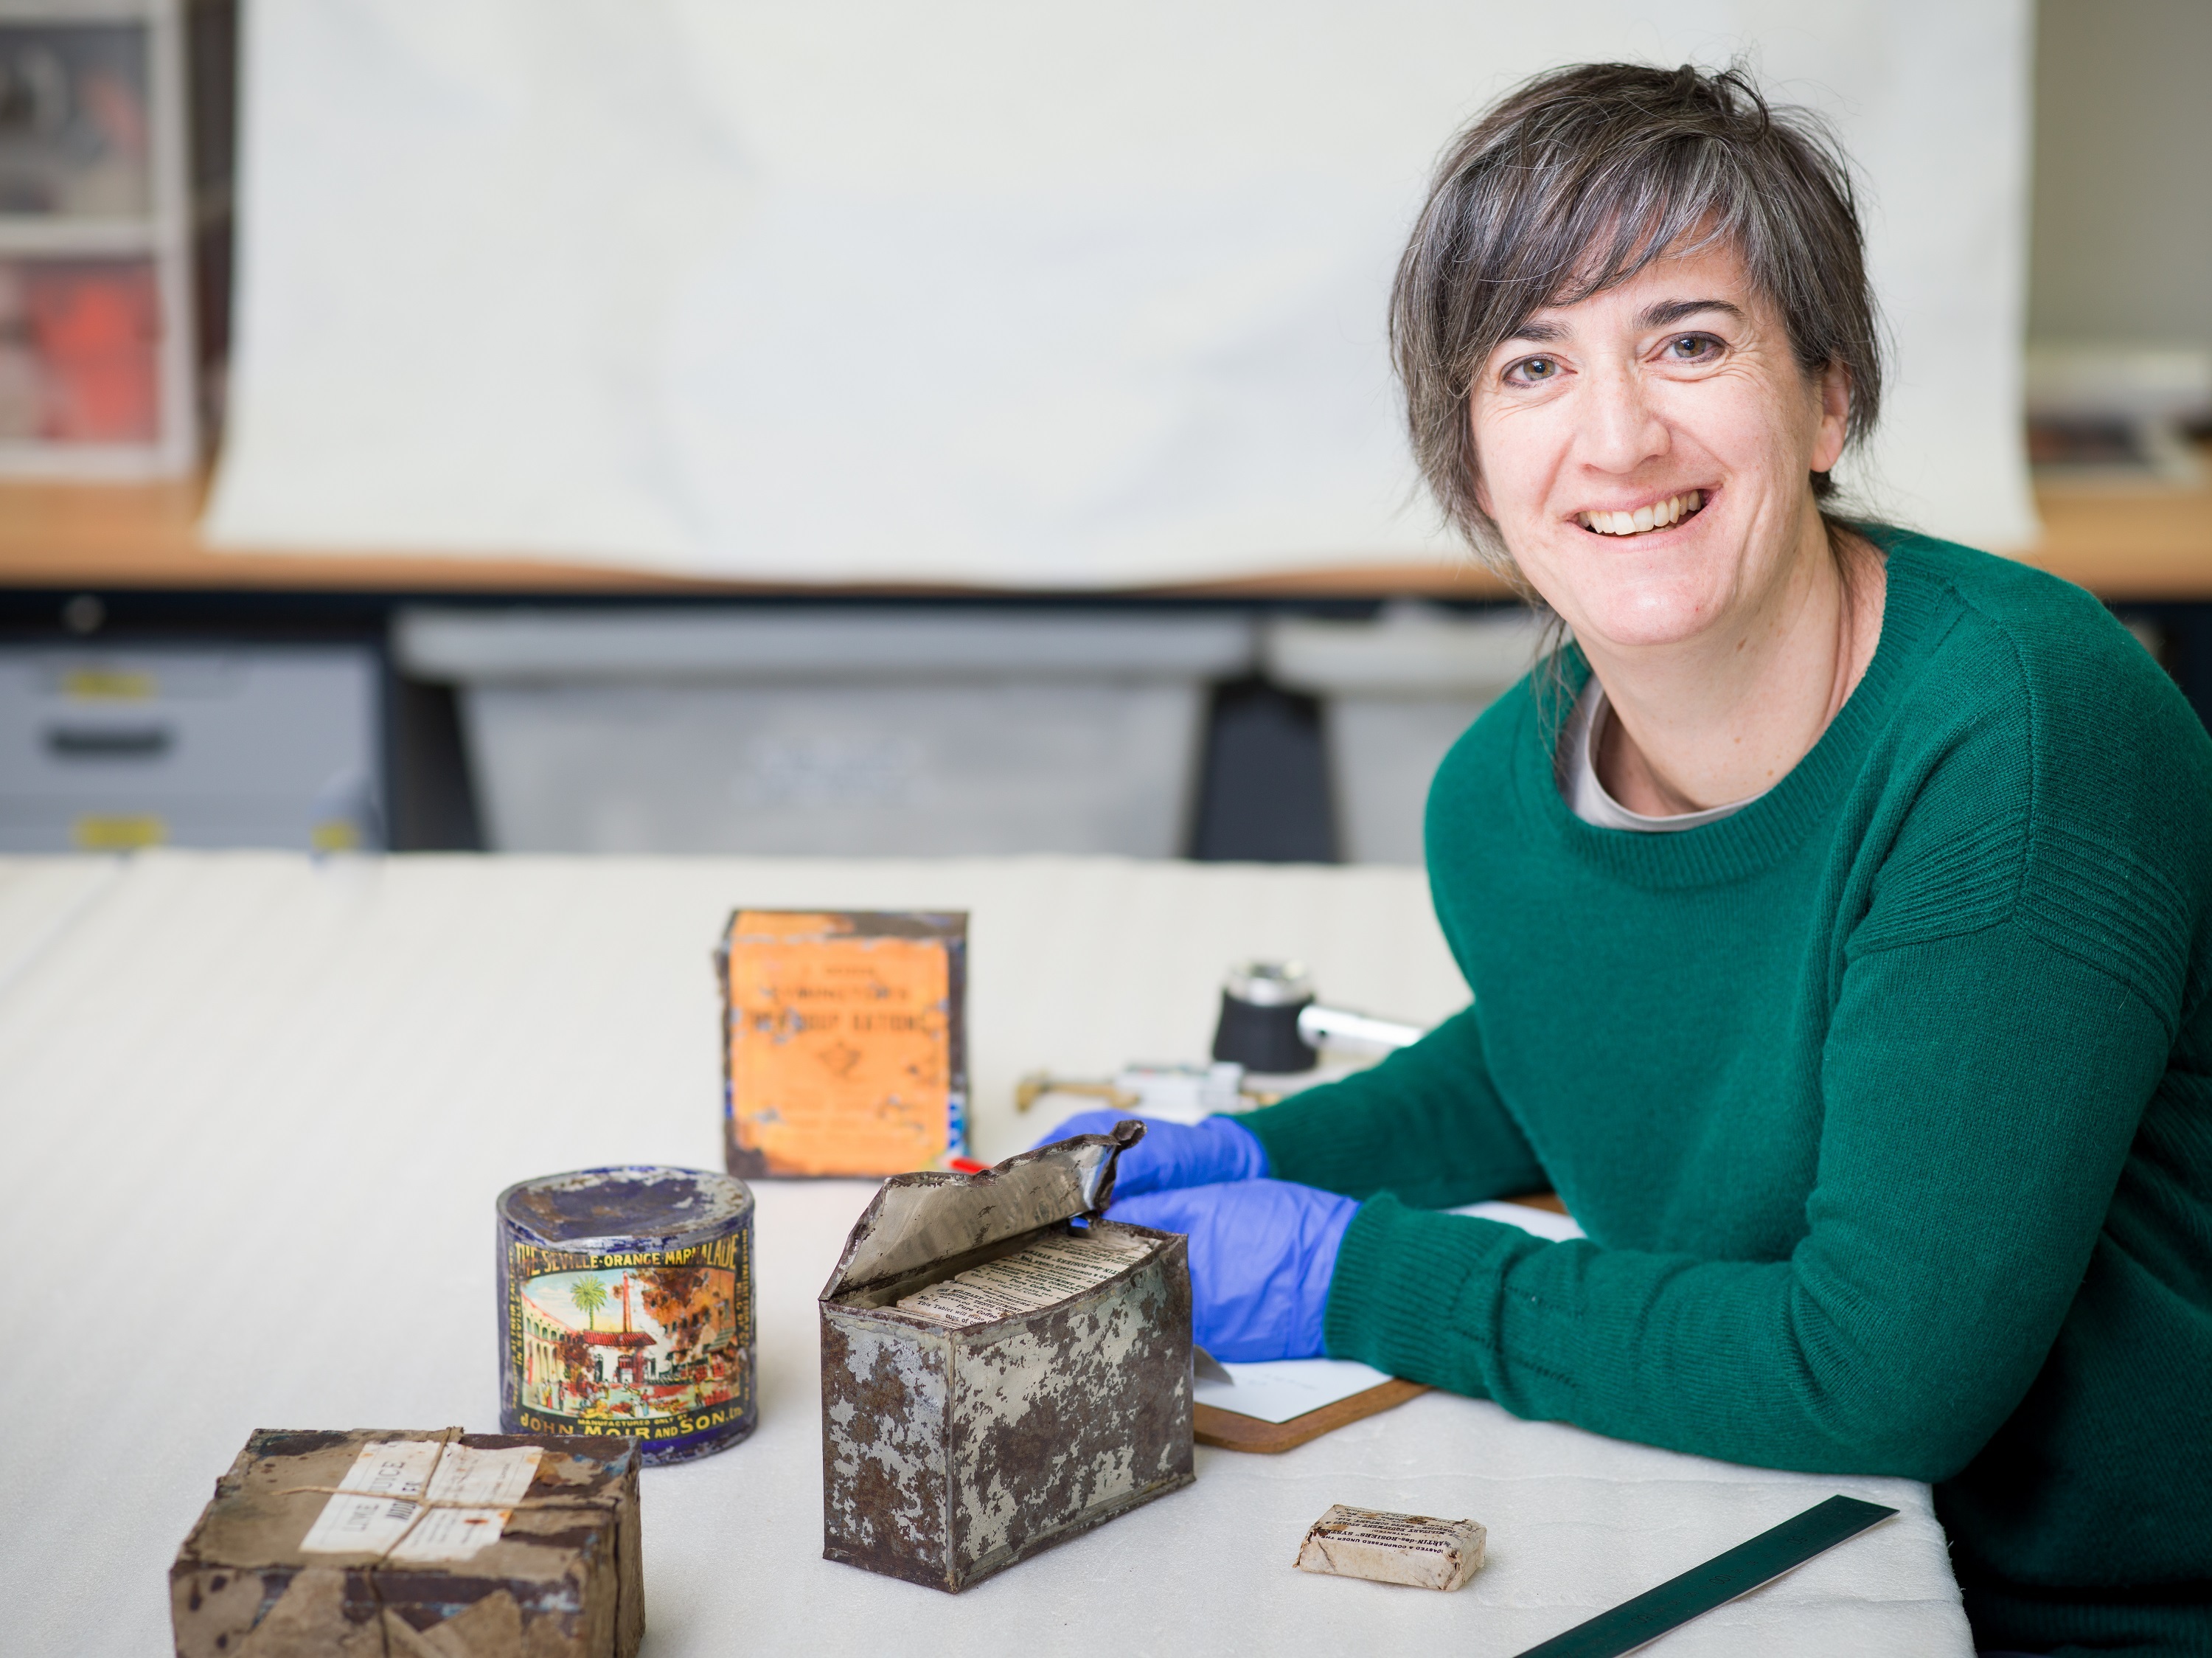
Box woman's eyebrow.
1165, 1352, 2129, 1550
1638, 298, 1744, 327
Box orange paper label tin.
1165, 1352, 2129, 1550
717, 909, 968, 1178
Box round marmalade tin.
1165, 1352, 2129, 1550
498, 1165, 756, 1466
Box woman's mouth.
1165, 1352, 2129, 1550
1576, 490, 1705, 537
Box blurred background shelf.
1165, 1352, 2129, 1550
0, 471, 1511, 597
0, 453, 2207, 596
0, 0, 201, 479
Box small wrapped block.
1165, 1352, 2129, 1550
1295, 1504, 1487, 1592
170, 1428, 642, 1657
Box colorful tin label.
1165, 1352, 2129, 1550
498, 1166, 757, 1466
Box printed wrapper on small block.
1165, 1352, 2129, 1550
170, 1428, 643, 1658
717, 908, 967, 1178
1295, 1505, 1487, 1592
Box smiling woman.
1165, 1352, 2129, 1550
1058, 63, 2212, 1658
1469, 241, 1883, 816
1393, 64, 1888, 817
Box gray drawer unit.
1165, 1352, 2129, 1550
396, 608, 1254, 857
0, 645, 383, 851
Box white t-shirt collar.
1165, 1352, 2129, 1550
1558, 676, 1764, 832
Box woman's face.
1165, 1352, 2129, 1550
1468, 241, 1849, 653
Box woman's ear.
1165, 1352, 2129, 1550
1810, 359, 1851, 474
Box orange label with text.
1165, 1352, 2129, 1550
724, 910, 961, 1177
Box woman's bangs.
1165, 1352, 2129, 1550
1540, 163, 1750, 314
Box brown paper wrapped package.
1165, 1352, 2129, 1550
170, 1428, 642, 1658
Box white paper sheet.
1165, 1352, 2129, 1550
207, 1, 2036, 584
1195, 1357, 1398, 1426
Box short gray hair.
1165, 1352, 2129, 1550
1390, 63, 1884, 568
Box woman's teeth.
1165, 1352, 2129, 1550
1577, 490, 1703, 536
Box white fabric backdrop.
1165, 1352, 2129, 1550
207, 1, 2037, 585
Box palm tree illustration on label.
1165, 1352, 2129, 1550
516, 1263, 742, 1426
570, 1274, 608, 1329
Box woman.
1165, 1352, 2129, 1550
1051, 64, 2211, 1656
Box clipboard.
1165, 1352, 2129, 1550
1194, 1378, 1430, 1454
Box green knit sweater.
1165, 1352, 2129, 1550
1240, 532, 2212, 1656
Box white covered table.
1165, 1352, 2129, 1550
0, 853, 1971, 1655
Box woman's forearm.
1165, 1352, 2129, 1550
1323, 929, 2167, 1480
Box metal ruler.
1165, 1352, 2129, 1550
1513, 1494, 1899, 1657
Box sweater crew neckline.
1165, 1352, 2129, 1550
1519, 531, 1950, 889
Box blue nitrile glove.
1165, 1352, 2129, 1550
1107, 1179, 1357, 1362
1032, 1110, 1269, 1198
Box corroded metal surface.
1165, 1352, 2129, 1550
821, 1125, 1194, 1594
821, 1317, 955, 1589
824, 1123, 1138, 1301
949, 1224, 1194, 1584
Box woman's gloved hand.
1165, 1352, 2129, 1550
1031, 1111, 1269, 1198
1107, 1179, 1357, 1361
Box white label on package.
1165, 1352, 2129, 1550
389, 1443, 543, 1562
299, 1440, 445, 1556
299, 1440, 543, 1562
895, 1231, 1153, 1325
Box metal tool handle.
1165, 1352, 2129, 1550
1295, 1003, 1425, 1054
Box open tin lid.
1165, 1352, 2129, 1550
821, 1121, 1144, 1300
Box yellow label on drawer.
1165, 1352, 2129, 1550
310, 820, 361, 853
61, 669, 156, 701
73, 814, 166, 850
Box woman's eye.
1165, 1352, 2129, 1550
1509, 356, 1559, 384
1665, 333, 1722, 361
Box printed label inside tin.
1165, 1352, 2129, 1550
509, 1235, 750, 1438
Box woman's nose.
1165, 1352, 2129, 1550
1576, 362, 1669, 474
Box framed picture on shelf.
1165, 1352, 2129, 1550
0, 0, 194, 476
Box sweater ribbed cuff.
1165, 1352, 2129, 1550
1235, 1100, 1321, 1186
1323, 1193, 1537, 1398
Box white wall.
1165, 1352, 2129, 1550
208, 1, 2039, 584
2030, 0, 2212, 355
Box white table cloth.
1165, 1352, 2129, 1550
0, 852, 1972, 1655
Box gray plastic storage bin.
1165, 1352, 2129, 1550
0, 645, 383, 851
396, 608, 1255, 856
1265, 604, 1542, 866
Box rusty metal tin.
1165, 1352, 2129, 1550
818, 1124, 1194, 1592
498, 1165, 756, 1466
